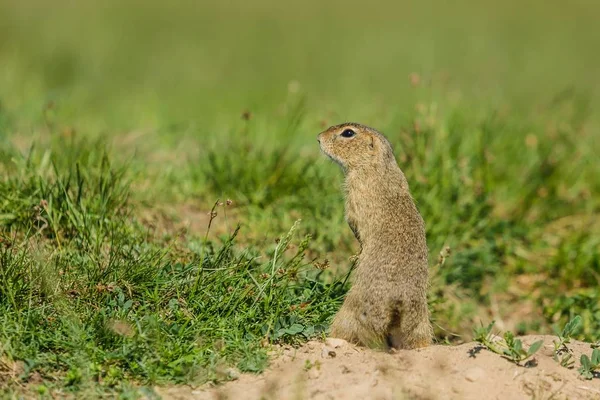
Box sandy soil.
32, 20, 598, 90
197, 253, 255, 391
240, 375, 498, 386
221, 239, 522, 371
155, 335, 600, 400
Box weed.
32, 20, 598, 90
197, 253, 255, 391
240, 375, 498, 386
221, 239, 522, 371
552, 315, 581, 369
474, 322, 543, 365
579, 349, 600, 380
303, 359, 320, 371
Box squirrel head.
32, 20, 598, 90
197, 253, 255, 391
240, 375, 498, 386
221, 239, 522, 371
317, 122, 397, 173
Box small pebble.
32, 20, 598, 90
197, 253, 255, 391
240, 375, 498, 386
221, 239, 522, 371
321, 346, 336, 359
464, 367, 486, 382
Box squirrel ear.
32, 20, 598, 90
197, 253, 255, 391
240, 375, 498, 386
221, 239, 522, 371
369, 135, 375, 149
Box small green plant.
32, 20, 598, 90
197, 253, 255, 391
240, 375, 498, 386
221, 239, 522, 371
474, 321, 543, 365
303, 359, 320, 371
552, 315, 581, 369
473, 321, 502, 352
578, 349, 600, 380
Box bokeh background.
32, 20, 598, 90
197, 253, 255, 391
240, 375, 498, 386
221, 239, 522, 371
1, 0, 599, 393
2, 0, 599, 130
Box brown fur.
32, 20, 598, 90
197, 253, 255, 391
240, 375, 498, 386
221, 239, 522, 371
317, 122, 433, 350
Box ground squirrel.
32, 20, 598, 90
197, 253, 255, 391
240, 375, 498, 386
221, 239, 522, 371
317, 122, 433, 350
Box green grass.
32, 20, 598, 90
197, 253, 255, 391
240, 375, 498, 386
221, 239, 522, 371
0, 141, 348, 397
1, 0, 600, 397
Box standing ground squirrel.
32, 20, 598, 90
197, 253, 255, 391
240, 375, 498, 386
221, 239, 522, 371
317, 122, 433, 350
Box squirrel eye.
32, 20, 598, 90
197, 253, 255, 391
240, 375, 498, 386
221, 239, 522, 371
341, 129, 356, 138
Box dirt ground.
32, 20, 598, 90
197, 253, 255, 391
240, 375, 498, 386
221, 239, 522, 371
155, 335, 600, 400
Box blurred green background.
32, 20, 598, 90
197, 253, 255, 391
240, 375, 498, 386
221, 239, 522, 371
1, 0, 599, 395
2, 0, 598, 130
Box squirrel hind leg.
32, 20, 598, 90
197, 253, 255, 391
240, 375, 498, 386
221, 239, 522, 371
329, 304, 361, 344
388, 320, 432, 350
387, 302, 433, 350
356, 305, 392, 350
330, 302, 388, 349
